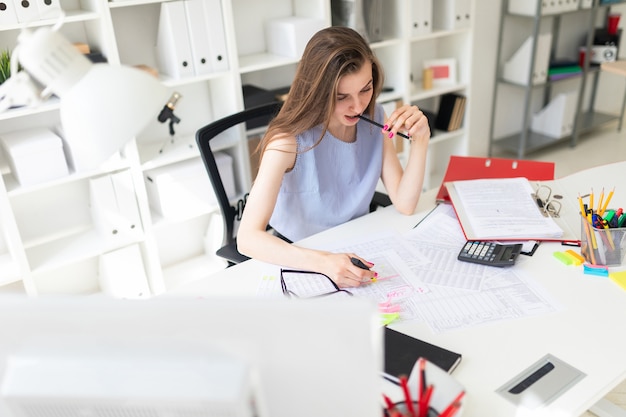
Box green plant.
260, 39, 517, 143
0, 49, 14, 85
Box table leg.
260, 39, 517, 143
617, 92, 626, 132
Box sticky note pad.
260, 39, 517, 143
564, 250, 584, 265
583, 264, 609, 277
380, 313, 400, 326
609, 271, 626, 291
553, 251, 572, 265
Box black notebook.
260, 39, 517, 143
384, 327, 462, 384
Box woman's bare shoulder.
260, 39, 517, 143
265, 132, 297, 153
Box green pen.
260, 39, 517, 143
604, 209, 616, 223
619, 213, 626, 228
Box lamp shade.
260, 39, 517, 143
60, 65, 168, 170
16, 26, 169, 171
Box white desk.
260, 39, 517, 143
174, 161, 626, 417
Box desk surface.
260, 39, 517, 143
174, 161, 626, 416
602, 60, 626, 77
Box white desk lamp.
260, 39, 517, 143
0, 17, 170, 170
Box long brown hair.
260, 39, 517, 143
259, 26, 384, 155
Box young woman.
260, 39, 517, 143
238, 26, 430, 287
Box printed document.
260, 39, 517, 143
447, 177, 564, 239
257, 204, 561, 333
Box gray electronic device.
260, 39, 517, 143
496, 354, 586, 409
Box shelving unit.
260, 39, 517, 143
489, 0, 625, 159
0, 0, 474, 296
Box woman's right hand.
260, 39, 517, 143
319, 252, 377, 288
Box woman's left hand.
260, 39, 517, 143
384, 104, 430, 144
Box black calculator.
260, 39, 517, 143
458, 241, 523, 267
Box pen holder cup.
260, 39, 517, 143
386, 401, 438, 417
580, 214, 626, 266
404, 358, 465, 416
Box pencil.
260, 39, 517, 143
600, 186, 615, 216
577, 193, 586, 217
598, 187, 605, 216
582, 220, 597, 264
357, 114, 411, 140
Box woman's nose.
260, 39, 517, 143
349, 99, 363, 114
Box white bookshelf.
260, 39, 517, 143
0, 0, 474, 296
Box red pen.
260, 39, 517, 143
382, 393, 396, 410
418, 357, 426, 398
399, 376, 415, 417
383, 393, 404, 417
418, 384, 433, 417
419, 358, 426, 396
439, 390, 465, 417
438, 401, 462, 417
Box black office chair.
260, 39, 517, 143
196, 101, 391, 266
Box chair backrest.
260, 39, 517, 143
196, 101, 283, 263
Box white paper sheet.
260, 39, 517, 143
256, 203, 561, 333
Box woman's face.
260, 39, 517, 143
333, 60, 374, 127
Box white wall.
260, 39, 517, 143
468, 0, 501, 156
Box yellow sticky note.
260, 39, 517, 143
609, 271, 626, 291
380, 313, 400, 326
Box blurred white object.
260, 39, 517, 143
0, 71, 43, 112
2, 14, 169, 170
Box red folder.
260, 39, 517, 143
436, 156, 555, 203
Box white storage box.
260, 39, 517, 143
531, 92, 577, 138
265, 16, 326, 58
508, 0, 580, 16
503, 33, 552, 85
0, 128, 69, 186
144, 154, 235, 219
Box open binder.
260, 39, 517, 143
446, 177, 580, 242
445, 161, 626, 244
437, 156, 556, 203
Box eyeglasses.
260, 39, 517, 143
280, 269, 354, 299
532, 184, 562, 218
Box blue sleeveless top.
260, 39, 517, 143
270, 103, 385, 242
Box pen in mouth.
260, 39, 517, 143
356, 114, 411, 140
